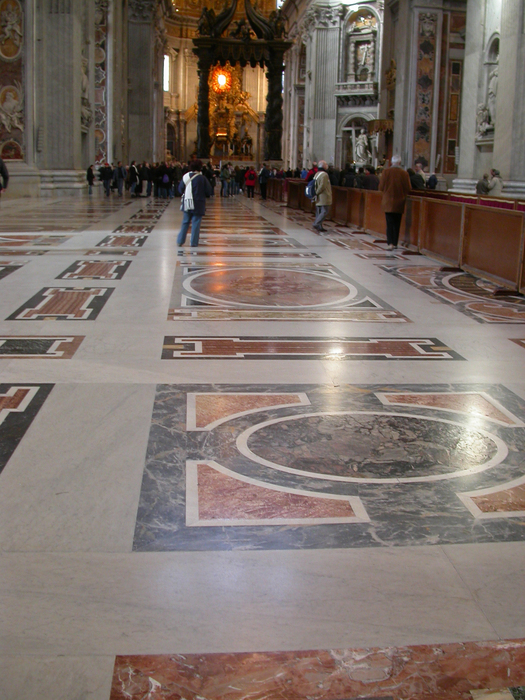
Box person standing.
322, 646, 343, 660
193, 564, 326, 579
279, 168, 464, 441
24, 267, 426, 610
100, 162, 112, 196
378, 155, 411, 250
312, 160, 332, 233
177, 159, 212, 248
219, 163, 230, 197
0, 156, 8, 196
113, 161, 127, 197
259, 163, 270, 199
86, 165, 95, 195
244, 165, 257, 198
128, 160, 139, 197
488, 168, 503, 196
476, 173, 490, 195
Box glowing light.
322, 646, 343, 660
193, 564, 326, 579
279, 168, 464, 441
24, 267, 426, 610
217, 73, 227, 87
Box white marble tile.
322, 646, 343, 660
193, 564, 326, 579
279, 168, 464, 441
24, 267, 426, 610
0, 384, 155, 552
0, 547, 499, 656
0, 655, 115, 700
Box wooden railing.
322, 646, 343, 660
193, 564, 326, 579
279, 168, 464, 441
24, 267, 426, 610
282, 180, 525, 293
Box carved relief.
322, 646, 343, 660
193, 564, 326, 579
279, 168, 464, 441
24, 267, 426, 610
94, 0, 109, 165
81, 54, 93, 132
0, 0, 23, 62
303, 5, 343, 37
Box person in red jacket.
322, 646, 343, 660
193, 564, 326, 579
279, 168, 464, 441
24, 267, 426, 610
244, 166, 257, 198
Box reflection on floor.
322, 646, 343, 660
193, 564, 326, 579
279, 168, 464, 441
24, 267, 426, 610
1, 191, 525, 700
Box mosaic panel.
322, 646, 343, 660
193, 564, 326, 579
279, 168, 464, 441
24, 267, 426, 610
7, 287, 114, 321
168, 262, 409, 322
111, 643, 525, 700
177, 251, 321, 259
383, 266, 525, 323
194, 235, 305, 248
0, 384, 54, 475
161, 336, 464, 361
96, 234, 148, 248
56, 260, 131, 280
0, 336, 84, 358
0, 0, 24, 161
133, 383, 525, 552
113, 224, 154, 234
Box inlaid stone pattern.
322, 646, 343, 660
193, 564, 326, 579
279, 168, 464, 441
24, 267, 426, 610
0, 384, 54, 475
110, 642, 525, 700
0, 336, 84, 359
161, 336, 464, 360
168, 262, 410, 322
7, 287, 114, 321
133, 383, 525, 552
0, 234, 71, 246
383, 266, 525, 323
96, 234, 148, 248
0, 262, 23, 279
56, 260, 131, 280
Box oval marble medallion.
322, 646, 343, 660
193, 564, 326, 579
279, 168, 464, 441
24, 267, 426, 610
185, 267, 356, 308
238, 412, 506, 483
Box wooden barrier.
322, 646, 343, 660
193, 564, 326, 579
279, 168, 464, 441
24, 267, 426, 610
332, 187, 349, 224
284, 182, 525, 290
462, 205, 524, 288
419, 199, 463, 265
364, 191, 386, 237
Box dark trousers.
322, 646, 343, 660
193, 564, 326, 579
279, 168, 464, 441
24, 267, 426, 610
260, 181, 267, 199
246, 185, 255, 198
385, 212, 403, 246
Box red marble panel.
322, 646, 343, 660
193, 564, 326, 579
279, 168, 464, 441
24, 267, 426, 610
194, 393, 303, 428
381, 393, 518, 425
111, 640, 525, 699
196, 463, 355, 520
472, 484, 525, 513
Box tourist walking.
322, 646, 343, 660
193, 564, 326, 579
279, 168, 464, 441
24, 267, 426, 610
100, 162, 113, 196
259, 163, 270, 199
378, 155, 411, 250
312, 160, 332, 233
113, 161, 127, 197
177, 159, 212, 248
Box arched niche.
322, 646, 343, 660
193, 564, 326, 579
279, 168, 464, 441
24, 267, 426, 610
344, 7, 379, 84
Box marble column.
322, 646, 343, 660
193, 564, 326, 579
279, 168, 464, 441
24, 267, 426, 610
454, 0, 490, 189
195, 50, 212, 159
35, 0, 85, 193
493, 0, 525, 189
127, 0, 157, 163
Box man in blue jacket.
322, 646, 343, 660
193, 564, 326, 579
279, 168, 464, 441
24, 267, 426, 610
177, 159, 213, 248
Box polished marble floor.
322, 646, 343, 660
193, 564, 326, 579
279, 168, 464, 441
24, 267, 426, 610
1, 191, 525, 699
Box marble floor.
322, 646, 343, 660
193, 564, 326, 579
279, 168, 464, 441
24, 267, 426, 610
0, 191, 525, 700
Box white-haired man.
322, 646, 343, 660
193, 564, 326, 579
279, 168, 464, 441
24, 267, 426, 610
312, 160, 332, 233
378, 155, 411, 250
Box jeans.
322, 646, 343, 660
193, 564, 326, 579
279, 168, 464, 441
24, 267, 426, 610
117, 179, 124, 196
221, 180, 229, 197
147, 181, 152, 197
88, 184, 93, 195
103, 180, 111, 196
385, 212, 403, 246
130, 182, 136, 196
177, 211, 203, 247
314, 205, 329, 230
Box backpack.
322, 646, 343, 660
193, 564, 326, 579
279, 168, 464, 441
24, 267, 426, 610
305, 178, 317, 199
162, 173, 169, 184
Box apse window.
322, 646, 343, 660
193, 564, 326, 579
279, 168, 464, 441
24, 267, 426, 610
164, 54, 170, 92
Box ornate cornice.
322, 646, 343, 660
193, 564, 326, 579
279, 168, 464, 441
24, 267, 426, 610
303, 4, 345, 34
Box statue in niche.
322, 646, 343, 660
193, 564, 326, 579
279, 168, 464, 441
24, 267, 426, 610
354, 128, 371, 163
0, 82, 24, 133
475, 103, 491, 139
241, 131, 253, 155
487, 68, 498, 126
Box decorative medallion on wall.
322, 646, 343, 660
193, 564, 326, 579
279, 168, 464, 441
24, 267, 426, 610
210, 65, 233, 93
0, 0, 23, 62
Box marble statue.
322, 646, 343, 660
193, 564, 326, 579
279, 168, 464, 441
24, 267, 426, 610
487, 68, 498, 125
475, 103, 491, 139
354, 128, 371, 163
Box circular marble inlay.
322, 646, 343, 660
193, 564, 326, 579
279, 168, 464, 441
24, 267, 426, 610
185, 268, 356, 308
238, 412, 506, 483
